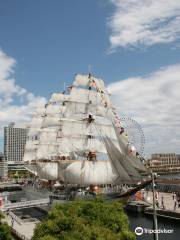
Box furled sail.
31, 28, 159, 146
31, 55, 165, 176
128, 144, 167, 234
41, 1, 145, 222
103, 137, 132, 183
49, 93, 69, 103
65, 160, 117, 186
104, 137, 142, 181
73, 74, 105, 91
23, 108, 45, 162
113, 125, 147, 172
69, 88, 111, 107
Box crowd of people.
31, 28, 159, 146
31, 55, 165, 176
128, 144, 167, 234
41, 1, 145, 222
142, 190, 180, 211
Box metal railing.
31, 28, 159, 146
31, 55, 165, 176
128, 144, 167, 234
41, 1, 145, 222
1, 198, 50, 211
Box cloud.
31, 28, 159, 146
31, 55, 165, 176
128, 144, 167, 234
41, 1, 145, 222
0, 50, 46, 149
108, 0, 180, 50
108, 64, 180, 155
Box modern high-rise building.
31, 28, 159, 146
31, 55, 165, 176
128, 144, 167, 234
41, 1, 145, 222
0, 152, 8, 180
4, 122, 27, 164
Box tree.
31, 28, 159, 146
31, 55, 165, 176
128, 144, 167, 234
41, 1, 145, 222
32, 198, 135, 240
0, 212, 12, 240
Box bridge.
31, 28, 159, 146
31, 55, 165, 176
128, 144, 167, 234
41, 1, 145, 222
1, 198, 50, 212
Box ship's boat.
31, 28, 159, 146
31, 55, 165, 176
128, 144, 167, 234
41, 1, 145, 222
23, 73, 148, 186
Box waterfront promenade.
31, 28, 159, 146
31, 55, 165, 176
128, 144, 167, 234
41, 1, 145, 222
143, 190, 180, 213
1, 189, 180, 240
1, 198, 50, 211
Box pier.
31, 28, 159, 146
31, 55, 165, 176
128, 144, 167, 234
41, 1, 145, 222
1, 199, 50, 240
126, 190, 180, 220
4, 210, 38, 240
1, 187, 179, 239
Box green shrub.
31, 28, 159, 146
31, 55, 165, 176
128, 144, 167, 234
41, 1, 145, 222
32, 198, 135, 240
0, 212, 12, 240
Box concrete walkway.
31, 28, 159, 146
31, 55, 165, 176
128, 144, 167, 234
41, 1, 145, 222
1, 198, 50, 211
142, 191, 180, 213
4, 211, 38, 240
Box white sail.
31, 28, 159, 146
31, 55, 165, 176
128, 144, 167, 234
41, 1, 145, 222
70, 88, 111, 107
38, 128, 57, 143
65, 161, 117, 186
36, 145, 58, 159
25, 141, 39, 150
113, 125, 147, 172
49, 93, 69, 103
23, 151, 37, 162
30, 117, 43, 128
105, 137, 142, 180
45, 105, 62, 115
74, 74, 105, 91
60, 118, 117, 140
37, 130, 71, 158
64, 101, 113, 119
41, 116, 61, 128
23, 114, 45, 162
36, 92, 70, 160
103, 137, 132, 183
70, 138, 106, 154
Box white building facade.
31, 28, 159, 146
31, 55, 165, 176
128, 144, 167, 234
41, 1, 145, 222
0, 152, 8, 180
4, 123, 27, 164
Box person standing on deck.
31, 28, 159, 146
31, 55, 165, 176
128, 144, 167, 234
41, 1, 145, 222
161, 195, 165, 210
155, 191, 159, 208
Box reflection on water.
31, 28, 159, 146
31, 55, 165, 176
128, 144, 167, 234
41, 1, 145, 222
127, 211, 180, 240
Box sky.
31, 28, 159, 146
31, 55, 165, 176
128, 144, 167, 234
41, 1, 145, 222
0, 0, 180, 156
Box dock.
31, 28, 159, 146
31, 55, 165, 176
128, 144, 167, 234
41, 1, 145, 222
1, 189, 180, 239
3, 210, 38, 240
126, 191, 180, 220
125, 200, 150, 213
1, 198, 50, 240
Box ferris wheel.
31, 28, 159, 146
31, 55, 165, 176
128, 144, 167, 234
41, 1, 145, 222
119, 116, 146, 157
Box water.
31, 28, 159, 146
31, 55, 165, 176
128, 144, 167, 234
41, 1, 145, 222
127, 211, 180, 240
2, 187, 180, 240
127, 173, 180, 240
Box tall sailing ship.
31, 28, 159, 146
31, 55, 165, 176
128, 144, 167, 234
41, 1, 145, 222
23, 73, 147, 188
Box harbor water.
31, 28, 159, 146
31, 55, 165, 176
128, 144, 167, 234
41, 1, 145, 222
127, 211, 180, 240
1, 186, 180, 240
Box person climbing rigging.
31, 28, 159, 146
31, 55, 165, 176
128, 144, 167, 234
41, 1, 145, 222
88, 78, 97, 90
119, 127, 124, 134
83, 114, 94, 123
88, 151, 97, 161
86, 114, 94, 123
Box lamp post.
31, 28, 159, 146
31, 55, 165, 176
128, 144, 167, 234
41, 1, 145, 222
151, 170, 158, 240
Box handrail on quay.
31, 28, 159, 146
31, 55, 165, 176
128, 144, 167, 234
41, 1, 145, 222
1, 198, 50, 212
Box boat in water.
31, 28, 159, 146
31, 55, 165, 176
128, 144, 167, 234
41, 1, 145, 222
23, 73, 148, 191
